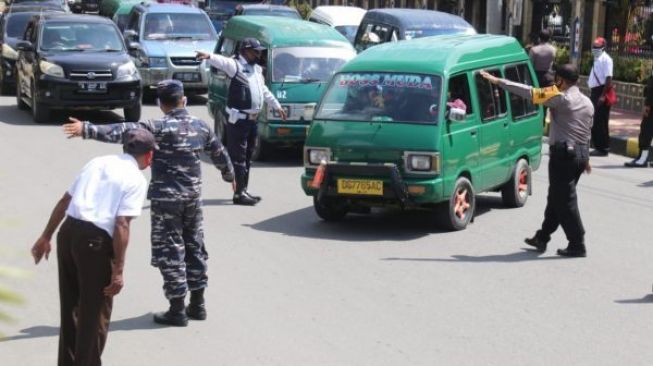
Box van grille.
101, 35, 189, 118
170, 57, 201, 66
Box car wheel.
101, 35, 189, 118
214, 111, 227, 145
15, 74, 28, 110
124, 104, 141, 122
437, 176, 475, 231
501, 158, 531, 208
313, 195, 348, 222
31, 82, 49, 124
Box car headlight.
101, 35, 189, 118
39, 60, 64, 78
117, 61, 138, 78
148, 57, 166, 68
404, 152, 440, 173
306, 148, 331, 166
268, 104, 290, 119
1, 44, 18, 60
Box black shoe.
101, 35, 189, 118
233, 193, 258, 206
590, 149, 608, 157
243, 190, 261, 202
556, 245, 587, 257
186, 304, 207, 320
524, 236, 548, 252
624, 159, 648, 168
153, 310, 188, 326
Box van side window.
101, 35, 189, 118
447, 74, 473, 115
475, 70, 507, 122
504, 64, 537, 119
357, 23, 389, 51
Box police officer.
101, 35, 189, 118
63, 80, 235, 326
196, 38, 287, 206
481, 64, 594, 257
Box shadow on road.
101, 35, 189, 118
614, 294, 653, 304
142, 93, 207, 106
0, 313, 166, 342
0, 104, 123, 126
382, 249, 572, 263
638, 180, 653, 188
247, 195, 509, 242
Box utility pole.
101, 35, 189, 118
570, 0, 585, 67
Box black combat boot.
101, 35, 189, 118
557, 243, 587, 257
233, 172, 258, 206
153, 297, 188, 326
186, 289, 207, 321
242, 171, 261, 202
524, 234, 549, 253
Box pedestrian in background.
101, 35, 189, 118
529, 29, 556, 125
31, 129, 155, 365
588, 37, 614, 156
624, 72, 653, 167
481, 64, 594, 257
196, 37, 287, 206
63, 80, 234, 327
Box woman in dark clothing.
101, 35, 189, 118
625, 75, 653, 167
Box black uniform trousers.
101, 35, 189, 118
225, 117, 257, 192
590, 85, 612, 151
637, 113, 653, 151
536, 144, 588, 246
57, 217, 113, 366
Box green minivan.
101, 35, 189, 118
207, 16, 356, 160
301, 34, 543, 230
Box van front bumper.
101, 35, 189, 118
301, 162, 444, 206
259, 121, 309, 145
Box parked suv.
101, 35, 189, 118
15, 14, 141, 123
123, 3, 217, 99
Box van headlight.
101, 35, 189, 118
404, 152, 440, 174
39, 60, 64, 78
117, 61, 138, 78
1, 44, 18, 60
305, 147, 331, 166
268, 104, 290, 120
148, 57, 166, 68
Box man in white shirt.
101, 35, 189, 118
196, 38, 287, 205
31, 129, 156, 366
587, 36, 614, 156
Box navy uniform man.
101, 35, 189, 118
196, 37, 287, 206
481, 64, 594, 257
63, 80, 234, 326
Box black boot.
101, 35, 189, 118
557, 243, 587, 257
242, 171, 261, 202
233, 172, 258, 206
524, 235, 548, 253
186, 289, 207, 320
153, 297, 188, 326
624, 148, 650, 167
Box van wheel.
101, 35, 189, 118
214, 111, 227, 145
501, 158, 531, 208
16, 75, 28, 110
437, 176, 475, 231
31, 83, 49, 124
251, 135, 269, 161
313, 196, 348, 221
124, 104, 141, 122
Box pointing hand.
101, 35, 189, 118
63, 117, 83, 138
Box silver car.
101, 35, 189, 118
123, 3, 217, 99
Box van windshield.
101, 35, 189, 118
271, 47, 355, 83
144, 13, 216, 40
404, 27, 474, 40
315, 72, 442, 124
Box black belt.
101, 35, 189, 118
549, 142, 588, 154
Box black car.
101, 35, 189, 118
15, 14, 141, 123
1, 10, 64, 94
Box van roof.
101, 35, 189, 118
224, 16, 353, 48
310, 6, 366, 26
363, 8, 474, 33
342, 34, 528, 76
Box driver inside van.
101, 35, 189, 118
273, 53, 299, 81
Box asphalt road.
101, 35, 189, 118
1, 95, 652, 365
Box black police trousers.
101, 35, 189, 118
637, 113, 653, 150
225, 118, 257, 193
590, 86, 612, 151
536, 144, 588, 246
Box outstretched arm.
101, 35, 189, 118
63, 117, 157, 143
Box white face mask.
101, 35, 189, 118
592, 48, 604, 59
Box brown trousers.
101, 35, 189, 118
57, 217, 114, 366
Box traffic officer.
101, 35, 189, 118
63, 80, 235, 326
31, 129, 154, 365
529, 29, 556, 125
196, 38, 287, 206
481, 64, 594, 257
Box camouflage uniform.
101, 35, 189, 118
82, 108, 233, 299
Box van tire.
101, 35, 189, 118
31, 83, 49, 124
214, 111, 227, 145
313, 196, 348, 221
437, 176, 475, 231
501, 158, 531, 208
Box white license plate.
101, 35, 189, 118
78, 82, 107, 93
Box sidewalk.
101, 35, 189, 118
545, 108, 642, 158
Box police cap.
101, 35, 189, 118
241, 37, 265, 51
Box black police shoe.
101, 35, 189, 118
624, 159, 649, 168
186, 304, 207, 320
233, 193, 258, 206
524, 236, 548, 252
243, 190, 262, 202
556, 244, 587, 258
589, 149, 608, 157
153, 310, 188, 326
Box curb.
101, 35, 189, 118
544, 121, 638, 158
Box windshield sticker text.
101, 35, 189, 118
338, 74, 434, 90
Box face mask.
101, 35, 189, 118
592, 48, 603, 59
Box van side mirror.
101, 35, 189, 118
448, 107, 467, 122
127, 42, 141, 52
123, 29, 138, 41
16, 40, 33, 52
